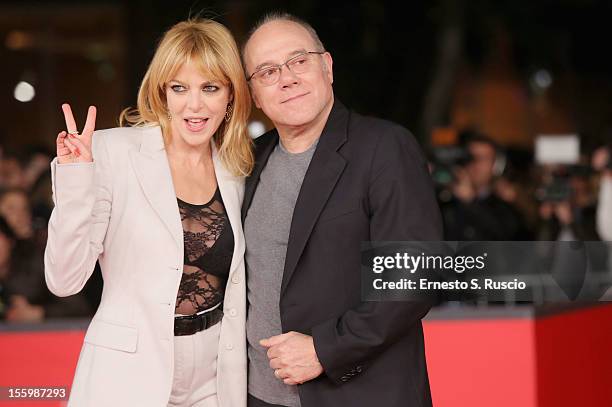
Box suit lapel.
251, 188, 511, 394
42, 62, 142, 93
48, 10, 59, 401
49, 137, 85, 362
241, 131, 278, 222
213, 145, 245, 284
281, 101, 349, 295
129, 126, 183, 249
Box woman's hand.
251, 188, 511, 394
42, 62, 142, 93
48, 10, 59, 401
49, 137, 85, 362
56, 103, 96, 164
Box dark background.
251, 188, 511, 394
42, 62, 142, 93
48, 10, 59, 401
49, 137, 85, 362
2, 0, 612, 151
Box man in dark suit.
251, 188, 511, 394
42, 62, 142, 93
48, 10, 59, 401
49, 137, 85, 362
241, 12, 443, 407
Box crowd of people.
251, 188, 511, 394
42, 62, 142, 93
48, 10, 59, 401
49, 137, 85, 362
0, 124, 610, 323
433, 132, 612, 243
0, 145, 99, 322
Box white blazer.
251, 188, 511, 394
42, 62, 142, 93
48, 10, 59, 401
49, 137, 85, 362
44, 126, 247, 407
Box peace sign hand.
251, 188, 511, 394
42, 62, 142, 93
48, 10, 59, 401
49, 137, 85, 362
56, 103, 97, 164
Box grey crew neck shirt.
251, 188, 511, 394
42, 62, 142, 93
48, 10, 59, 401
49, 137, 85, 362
244, 138, 318, 407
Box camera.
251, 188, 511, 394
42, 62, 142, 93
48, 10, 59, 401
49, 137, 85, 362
534, 165, 592, 202
534, 134, 586, 202
429, 145, 473, 187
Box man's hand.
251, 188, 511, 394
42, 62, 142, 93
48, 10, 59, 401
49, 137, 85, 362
592, 146, 610, 172
452, 167, 475, 203
554, 201, 573, 226
6, 295, 44, 323
261, 331, 324, 385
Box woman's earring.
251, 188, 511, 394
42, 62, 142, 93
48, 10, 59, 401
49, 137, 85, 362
167, 112, 172, 121
225, 104, 233, 122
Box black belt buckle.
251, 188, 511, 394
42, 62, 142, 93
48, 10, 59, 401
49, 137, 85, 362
174, 306, 223, 336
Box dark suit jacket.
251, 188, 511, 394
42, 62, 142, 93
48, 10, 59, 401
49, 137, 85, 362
242, 100, 443, 407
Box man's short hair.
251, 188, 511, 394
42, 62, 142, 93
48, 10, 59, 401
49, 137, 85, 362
242, 12, 326, 57
459, 129, 500, 152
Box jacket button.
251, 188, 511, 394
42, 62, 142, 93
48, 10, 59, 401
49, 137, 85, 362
225, 343, 234, 350
228, 308, 237, 317
231, 275, 240, 284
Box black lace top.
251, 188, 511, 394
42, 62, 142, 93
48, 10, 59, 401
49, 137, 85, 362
175, 187, 234, 315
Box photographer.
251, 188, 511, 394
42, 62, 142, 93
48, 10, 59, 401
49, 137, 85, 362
536, 164, 601, 242
439, 132, 529, 240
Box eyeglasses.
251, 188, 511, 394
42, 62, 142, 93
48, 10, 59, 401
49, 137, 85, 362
247, 51, 326, 86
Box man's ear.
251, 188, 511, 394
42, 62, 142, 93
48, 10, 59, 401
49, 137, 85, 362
323, 52, 334, 85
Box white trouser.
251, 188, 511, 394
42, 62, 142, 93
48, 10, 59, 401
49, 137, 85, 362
168, 322, 221, 407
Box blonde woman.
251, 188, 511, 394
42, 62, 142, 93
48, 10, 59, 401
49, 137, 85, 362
45, 19, 253, 407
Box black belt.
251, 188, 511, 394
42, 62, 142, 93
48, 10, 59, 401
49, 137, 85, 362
174, 306, 224, 336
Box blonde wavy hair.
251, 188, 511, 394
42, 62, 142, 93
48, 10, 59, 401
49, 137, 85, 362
120, 18, 254, 176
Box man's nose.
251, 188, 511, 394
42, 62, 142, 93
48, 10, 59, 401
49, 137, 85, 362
279, 65, 300, 88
